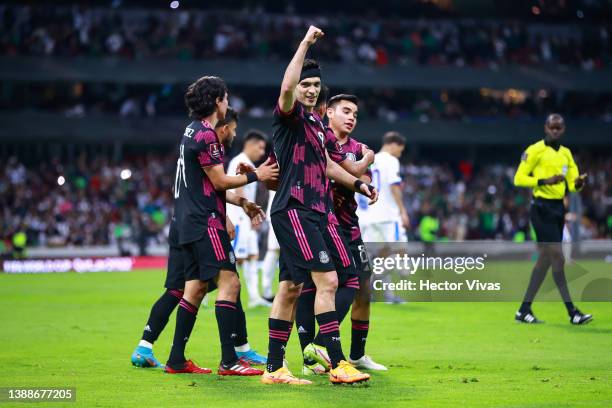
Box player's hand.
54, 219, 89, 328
226, 218, 236, 240
254, 158, 279, 182
367, 186, 379, 205
251, 213, 264, 227
302, 25, 324, 46
236, 162, 256, 175
575, 173, 587, 189
539, 174, 565, 185
358, 183, 378, 205
241, 199, 265, 227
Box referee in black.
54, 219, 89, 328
513, 113, 592, 325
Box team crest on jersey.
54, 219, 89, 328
319, 250, 330, 264
209, 143, 221, 159
346, 152, 357, 162
562, 165, 568, 175
229, 251, 236, 264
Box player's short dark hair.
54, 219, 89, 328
316, 85, 330, 109
382, 131, 406, 146
215, 107, 238, 128
184, 76, 228, 119
328, 94, 359, 109
243, 129, 267, 144
303, 58, 320, 70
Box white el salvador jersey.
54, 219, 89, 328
356, 151, 406, 242
227, 152, 259, 258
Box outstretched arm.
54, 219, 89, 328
203, 160, 278, 191
278, 26, 324, 113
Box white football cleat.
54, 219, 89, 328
348, 355, 388, 371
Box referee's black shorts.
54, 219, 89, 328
530, 197, 565, 243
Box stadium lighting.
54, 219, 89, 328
170, 1, 180, 9
57, 176, 66, 186
120, 169, 132, 180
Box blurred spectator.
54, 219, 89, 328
401, 155, 611, 241
1, 152, 609, 250
2, 81, 612, 123
1, 5, 611, 69
1, 154, 173, 251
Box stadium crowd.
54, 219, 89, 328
402, 155, 611, 242
3, 81, 612, 123
0, 155, 174, 255
1, 152, 610, 254
1, 5, 611, 69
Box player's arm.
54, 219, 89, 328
513, 146, 540, 188
359, 149, 373, 184
326, 152, 378, 203
391, 183, 410, 228
225, 191, 265, 227
339, 149, 374, 177
565, 150, 587, 192
226, 217, 236, 240
227, 159, 246, 197
203, 159, 278, 191
278, 25, 324, 113
236, 157, 279, 191
387, 158, 409, 227
360, 172, 372, 184
514, 146, 563, 187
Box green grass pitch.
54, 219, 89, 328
1, 260, 611, 407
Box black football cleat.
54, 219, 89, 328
515, 311, 544, 324
570, 310, 593, 325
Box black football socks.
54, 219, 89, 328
215, 301, 239, 366
142, 289, 183, 344
266, 318, 291, 372
315, 311, 345, 368
167, 298, 198, 367
350, 319, 369, 361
